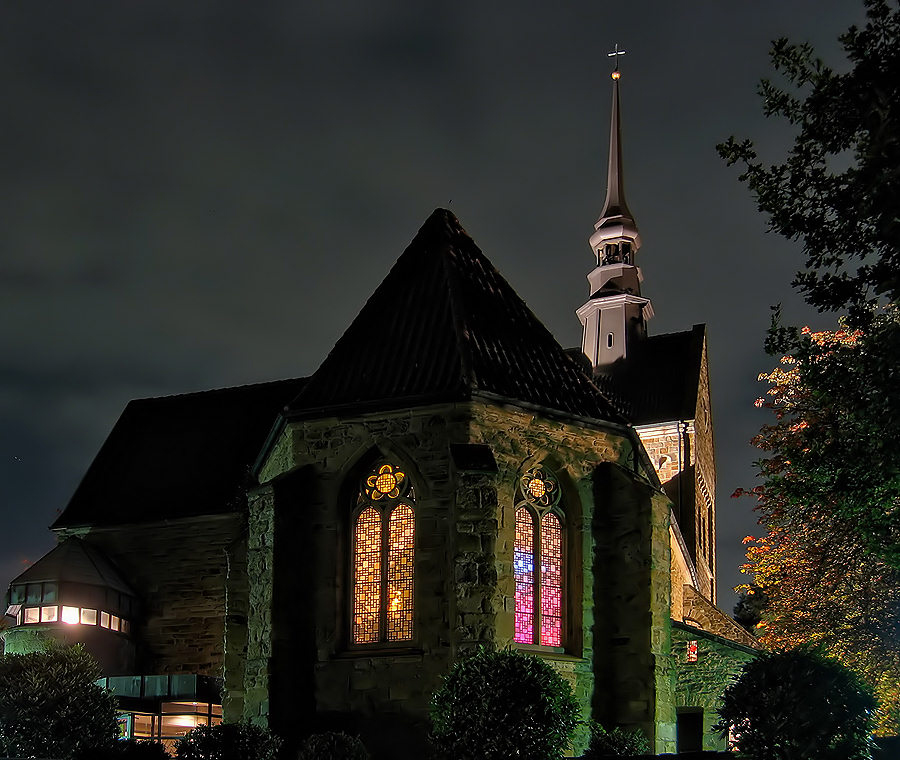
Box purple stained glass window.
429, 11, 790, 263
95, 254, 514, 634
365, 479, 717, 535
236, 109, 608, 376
540, 512, 562, 646
514, 507, 535, 644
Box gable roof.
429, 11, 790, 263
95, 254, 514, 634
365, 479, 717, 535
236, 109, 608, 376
593, 324, 706, 425
52, 377, 306, 529
10, 537, 135, 595
289, 209, 624, 423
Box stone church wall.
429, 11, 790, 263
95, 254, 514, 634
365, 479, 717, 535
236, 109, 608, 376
671, 622, 756, 751
235, 399, 678, 757
61, 514, 241, 677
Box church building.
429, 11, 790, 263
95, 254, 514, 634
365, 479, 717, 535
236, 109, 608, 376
2, 68, 756, 757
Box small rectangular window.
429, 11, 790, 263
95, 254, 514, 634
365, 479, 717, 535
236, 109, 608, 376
41, 606, 58, 623
110, 615, 120, 632
26, 584, 42, 604
24, 607, 39, 624
42, 583, 58, 603
686, 640, 699, 662
10, 586, 25, 604
81, 608, 98, 625
61, 606, 80, 625
100, 611, 110, 629
120, 619, 130, 634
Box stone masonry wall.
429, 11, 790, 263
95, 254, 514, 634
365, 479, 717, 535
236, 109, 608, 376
671, 622, 756, 751
693, 338, 717, 603
252, 405, 470, 759
245, 399, 676, 758
66, 514, 242, 676
470, 404, 675, 755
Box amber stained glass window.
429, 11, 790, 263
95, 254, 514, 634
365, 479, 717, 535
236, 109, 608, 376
352, 462, 416, 645
514, 507, 535, 644
352, 507, 382, 644
386, 504, 415, 641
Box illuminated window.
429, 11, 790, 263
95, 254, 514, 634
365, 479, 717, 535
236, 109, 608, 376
352, 462, 415, 645
24, 607, 39, 624
514, 466, 565, 647
61, 606, 80, 625
81, 608, 98, 625
686, 640, 699, 663
41, 606, 59, 623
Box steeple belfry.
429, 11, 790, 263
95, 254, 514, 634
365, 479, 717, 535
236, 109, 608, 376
577, 52, 654, 370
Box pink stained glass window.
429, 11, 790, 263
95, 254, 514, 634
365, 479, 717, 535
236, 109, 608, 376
540, 512, 563, 646
352, 507, 382, 644
386, 503, 415, 641
514, 507, 535, 644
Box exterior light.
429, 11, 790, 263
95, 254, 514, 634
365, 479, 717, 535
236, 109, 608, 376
61, 606, 80, 625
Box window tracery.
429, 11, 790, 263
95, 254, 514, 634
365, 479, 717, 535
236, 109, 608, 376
351, 461, 415, 645
514, 465, 564, 647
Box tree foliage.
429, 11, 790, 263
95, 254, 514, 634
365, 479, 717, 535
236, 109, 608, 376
716, 649, 876, 760
583, 721, 650, 758
718, 0, 900, 326
429, 647, 579, 760
296, 731, 370, 760
740, 323, 900, 732
0, 643, 120, 759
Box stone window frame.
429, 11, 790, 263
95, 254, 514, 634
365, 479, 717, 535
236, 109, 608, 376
347, 458, 418, 649
513, 463, 568, 651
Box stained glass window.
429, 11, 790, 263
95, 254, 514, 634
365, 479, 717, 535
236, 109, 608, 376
352, 462, 415, 645
514, 508, 535, 644
513, 465, 564, 647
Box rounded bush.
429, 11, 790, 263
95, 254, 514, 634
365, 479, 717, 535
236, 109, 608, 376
584, 721, 650, 757
430, 646, 579, 760
715, 649, 876, 760
296, 731, 369, 760
174, 722, 281, 760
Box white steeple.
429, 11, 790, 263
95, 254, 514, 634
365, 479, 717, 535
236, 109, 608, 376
577, 52, 653, 370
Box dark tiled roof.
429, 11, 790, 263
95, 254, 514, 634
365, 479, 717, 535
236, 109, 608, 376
289, 209, 624, 423
593, 324, 705, 425
10, 537, 134, 595
52, 377, 307, 529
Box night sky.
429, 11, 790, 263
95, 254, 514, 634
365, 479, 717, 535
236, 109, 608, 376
1, 2, 864, 609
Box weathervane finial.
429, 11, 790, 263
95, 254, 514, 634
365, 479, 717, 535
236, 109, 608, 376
607, 43, 626, 80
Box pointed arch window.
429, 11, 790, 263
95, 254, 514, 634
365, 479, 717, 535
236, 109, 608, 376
352, 462, 415, 645
514, 466, 564, 647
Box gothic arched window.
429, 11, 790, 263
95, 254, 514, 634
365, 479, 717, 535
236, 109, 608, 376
514, 465, 564, 647
352, 462, 415, 645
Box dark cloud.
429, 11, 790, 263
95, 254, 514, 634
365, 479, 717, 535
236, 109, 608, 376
0, 0, 863, 605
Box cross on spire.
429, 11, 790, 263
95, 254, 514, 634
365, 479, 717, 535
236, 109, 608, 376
607, 43, 626, 78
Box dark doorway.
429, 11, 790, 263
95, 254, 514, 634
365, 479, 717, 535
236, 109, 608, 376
676, 709, 704, 753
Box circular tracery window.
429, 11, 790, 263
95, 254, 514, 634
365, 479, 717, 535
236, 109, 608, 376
520, 466, 560, 508
362, 462, 409, 502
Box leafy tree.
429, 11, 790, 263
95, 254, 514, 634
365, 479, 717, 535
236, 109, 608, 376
174, 723, 281, 760
732, 584, 768, 633
430, 647, 578, 760
740, 325, 900, 733
716, 649, 876, 760
718, 0, 900, 326
0, 643, 120, 759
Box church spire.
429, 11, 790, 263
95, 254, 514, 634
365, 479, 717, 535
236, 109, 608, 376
577, 50, 653, 370
590, 47, 641, 262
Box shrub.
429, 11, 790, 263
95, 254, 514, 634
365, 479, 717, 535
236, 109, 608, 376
715, 649, 876, 760
0, 643, 120, 758
430, 646, 579, 760
583, 721, 651, 757
174, 723, 281, 760
95, 738, 172, 759
296, 730, 369, 760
